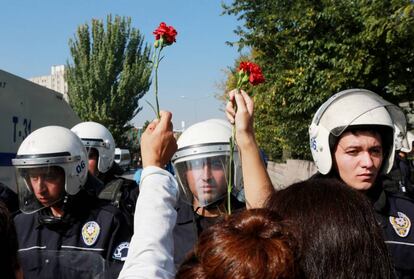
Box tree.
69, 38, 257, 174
223, 0, 414, 159
66, 15, 152, 147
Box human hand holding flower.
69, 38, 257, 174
226, 89, 255, 148
226, 61, 265, 214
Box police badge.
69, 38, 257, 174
389, 211, 411, 238
82, 221, 101, 246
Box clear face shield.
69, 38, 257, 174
174, 154, 230, 208
317, 90, 407, 143
86, 147, 99, 175
14, 165, 66, 214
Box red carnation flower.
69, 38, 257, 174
238, 61, 265, 86
153, 22, 177, 45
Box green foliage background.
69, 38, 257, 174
66, 15, 152, 148
222, 0, 414, 160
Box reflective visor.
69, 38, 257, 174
174, 155, 230, 207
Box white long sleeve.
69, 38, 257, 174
118, 166, 179, 279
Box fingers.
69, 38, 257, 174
158, 111, 173, 131
234, 91, 248, 114
146, 111, 173, 134
240, 90, 254, 116
140, 110, 177, 168
226, 101, 235, 124
146, 122, 157, 133
226, 89, 240, 124
228, 89, 237, 101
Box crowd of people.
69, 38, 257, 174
1, 87, 414, 278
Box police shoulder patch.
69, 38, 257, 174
112, 242, 130, 261
389, 211, 411, 238
81, 221, 101, 246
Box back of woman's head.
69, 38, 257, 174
176, 208, 299, 279
266, 178, 392, 279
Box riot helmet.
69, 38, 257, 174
395, 126, 414, 153
172, 119, 243, 208
71, 121, 115, 174
309, 88, 408, 175
12, 126, 88, 213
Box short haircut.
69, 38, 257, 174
176, 208, 299, 279
266, 178, 393, 279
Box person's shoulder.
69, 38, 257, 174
14, 211, 37, 229
91, 200, 123, 216
384, 190, 414, 203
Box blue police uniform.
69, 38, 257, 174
374, 180, 414, 279
14, 175, 131, 279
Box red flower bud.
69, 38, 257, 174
153, 22, 177, 46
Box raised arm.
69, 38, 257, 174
226, 89, 274, 208
119, 111, 178, 279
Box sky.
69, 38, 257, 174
0, 0, 242, 129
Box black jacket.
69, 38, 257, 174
96, 163, 139, 232
374, 178, 414, 279
14, 175, 131, 279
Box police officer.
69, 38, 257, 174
171, 119, 245, 266
384, 130, 414, 194
71, 121, 139, 231
12, 126, 130, 278
308, 88, 414, 278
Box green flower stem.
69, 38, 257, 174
227, 124, 236, 214
153, 45, 163, 119
227, 87, 241, 215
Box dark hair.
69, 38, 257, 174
176, 208, 299, 279
266, 178, 392, 279
0, 202, 20, 278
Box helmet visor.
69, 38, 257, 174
174, 155, 230, 207
15, 165, 66, 214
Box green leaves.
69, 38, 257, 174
66, 15, 152, 147
224, 0, 414, 160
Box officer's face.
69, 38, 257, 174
333, 131, 383, 191
28, 167, 65, 207
88, 148, 99, 176
185, 156, 227, 206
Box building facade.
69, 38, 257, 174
29, 65, 68, 101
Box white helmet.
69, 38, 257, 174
12, 126, 88, 213
71, 121, 115, 173
401, 131, 414, 153
172, 119, 243, 207
309, 88, 407, 175
396, 127, 414, 153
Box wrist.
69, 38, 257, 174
236, 132, 257, 149
142, 159, 162, 168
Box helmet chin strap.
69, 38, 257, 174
38, 195, 70, 226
